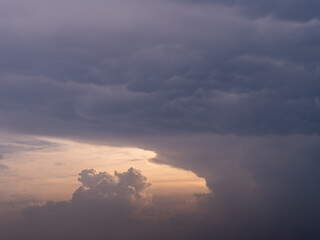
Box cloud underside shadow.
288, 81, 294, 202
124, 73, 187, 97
0, 0, 320, 239
0, 1, 319, 137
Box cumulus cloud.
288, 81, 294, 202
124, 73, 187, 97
0, 168, 155, 240
73, 167, 152, 209
0, 1, 320, 239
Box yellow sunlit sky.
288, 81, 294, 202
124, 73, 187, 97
0, 134, 209, 214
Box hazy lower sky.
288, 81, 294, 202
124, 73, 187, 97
0, 134, 207, 210
0, 0, 320, 239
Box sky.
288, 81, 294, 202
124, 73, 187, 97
0, 0, 320, 239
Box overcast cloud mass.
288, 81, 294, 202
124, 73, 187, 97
0, 0, 320, 239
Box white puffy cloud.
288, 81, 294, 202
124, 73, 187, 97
72, 167, 152, 210
0, 168, 155, 240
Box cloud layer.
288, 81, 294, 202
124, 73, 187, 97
1, 0, 320, 239
146, 135, 320, 239
184, 0, 320, 21
0, 0, 319, 137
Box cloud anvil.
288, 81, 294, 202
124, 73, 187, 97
0, 0, 319, 239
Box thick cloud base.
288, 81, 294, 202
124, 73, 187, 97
1, 0, 320, 239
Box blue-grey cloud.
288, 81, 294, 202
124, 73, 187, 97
141, 135, 320, 240
0, 137, 59, 154
0, 0, 319, 136
182, 0, 320, 22
0, 1, 320, 239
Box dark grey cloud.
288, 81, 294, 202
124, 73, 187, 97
0, 137, 60, 154
0, 1, 320, 239
139, 135, 320, 240
0, 1, 319, 136
182, 0, 320, 22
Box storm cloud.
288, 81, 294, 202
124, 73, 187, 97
0, 0, 320, 239
144, 135, 320, 239
183, 0, 320, 22
0, 0, 319, 136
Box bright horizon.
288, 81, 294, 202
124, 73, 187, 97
0, 0, 319, 239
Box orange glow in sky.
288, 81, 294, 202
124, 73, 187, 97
0, 135, 208, 215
